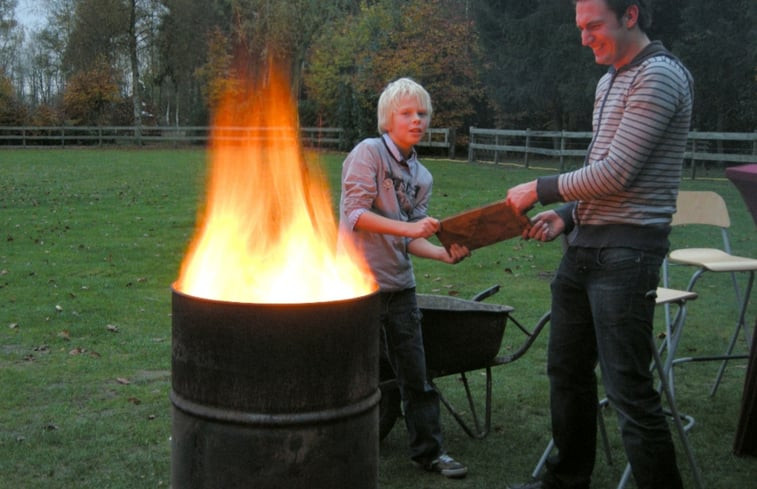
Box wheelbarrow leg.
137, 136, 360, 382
433, 367, 493, 439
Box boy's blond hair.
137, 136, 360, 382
377, 78, 433, 135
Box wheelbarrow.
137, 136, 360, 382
379, 285, 550, 440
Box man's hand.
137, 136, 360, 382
523, 210, 565, 242
506, 180, 538, 214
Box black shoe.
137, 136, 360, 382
414, 453, 468, 478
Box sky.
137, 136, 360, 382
15, 0, 45, 30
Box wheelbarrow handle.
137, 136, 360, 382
471, 284, 501, 302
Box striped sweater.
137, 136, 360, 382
537, 41, 694, 250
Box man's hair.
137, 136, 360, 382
575, 0, 653, 33
377, 78, 433, 135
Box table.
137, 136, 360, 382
726, 164, 757, 457
726, 164, 757, 227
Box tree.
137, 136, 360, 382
194, 26, 237, 111
230, 0, 357, 100
473, 0, 601, 130
0, 69, 26, 124
62, 56, 123, 125
156, 0, 230, 125
674, 0, 757, 132
305, 0, 486, 145
0, 0, 20, 75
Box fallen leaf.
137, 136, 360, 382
9, 323, 19, 329
58, 330, 71, 340
55, 305, 63, 312
116, 377, 131, 385
106, 324, 119, 333
128, 397, 142, 405
69, 347, 84, 355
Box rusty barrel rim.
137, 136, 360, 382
170, 389, 381, 426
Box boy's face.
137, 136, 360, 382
576, 0, 636, 69
386, 96, 430, 157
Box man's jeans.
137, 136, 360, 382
545, 246, 683, 489
379, 288, 443, 464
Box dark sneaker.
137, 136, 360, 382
416, 453, 468, 478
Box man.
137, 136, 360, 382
505, 1, 693, 488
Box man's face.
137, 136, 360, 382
575, 0, 636, 68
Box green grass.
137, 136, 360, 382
1, 148, 755, 488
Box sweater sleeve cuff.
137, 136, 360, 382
536, 175, 561, 205
554, 203, 576, 235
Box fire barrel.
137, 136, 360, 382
170, 288, 380, 489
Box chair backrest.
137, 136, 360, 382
672, 191, 731, 229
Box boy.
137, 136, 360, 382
339, 78, 469, 478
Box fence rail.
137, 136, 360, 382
2, 126, 753, 177
0, 125, 348, 149
468, 127, 757, 178
0, 125, 456, 155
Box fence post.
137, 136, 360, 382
690, 136, 697, 180
559, 131, 566, 172
468, 127, 475, 164
448, 128, 456, 159
524, 128, 530, 168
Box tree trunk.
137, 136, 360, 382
129, 0, 142, 139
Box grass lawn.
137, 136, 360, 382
1, 147, 755, 488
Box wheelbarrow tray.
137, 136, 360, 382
418, 294, 514, 377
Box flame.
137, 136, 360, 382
175, 66, 376, 303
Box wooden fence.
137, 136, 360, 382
2, 125, 753, 177
0, 125, 455, 156
468, 128, 757, 178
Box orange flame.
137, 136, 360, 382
175, 66, 376, 303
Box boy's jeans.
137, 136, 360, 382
379, 288, 443, 464
545, 246, 683, 489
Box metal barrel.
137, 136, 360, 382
170, 288, 380, 489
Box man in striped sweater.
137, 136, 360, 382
506, 1, 693, 488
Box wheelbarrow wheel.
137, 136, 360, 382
379, 382, 402, 440
379, 356, 402, 440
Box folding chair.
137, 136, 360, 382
663, 190, 757, 396
531, 288, 703, 489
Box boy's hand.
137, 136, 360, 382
444, 243, 471, 264
407, 217, 440, 239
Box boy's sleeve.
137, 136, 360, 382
341, 144, 380, 229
